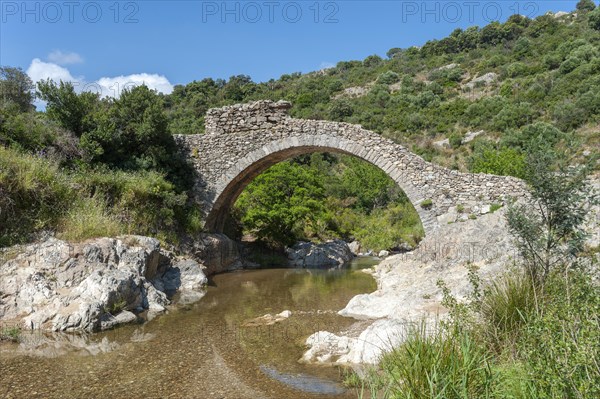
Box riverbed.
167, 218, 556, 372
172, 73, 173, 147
0, 258, 378, 399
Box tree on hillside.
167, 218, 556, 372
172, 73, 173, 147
576, 0, 596, 12
221, 75, 256, 102
589, 6, 600, 30
37, 80, 100, 136
507, 143, 598, 283
80, 85, 178, 174
386, 48, 402, 59
0, 67, 35, 112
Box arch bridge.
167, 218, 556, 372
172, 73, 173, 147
175, 100, 526, 236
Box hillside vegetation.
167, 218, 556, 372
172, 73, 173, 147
166, 7, 600, 173
1, 5, 599, 249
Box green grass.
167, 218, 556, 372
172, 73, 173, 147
0, 146, 75, 246
352, 202, 424, 252
0, 146, 194, 247
381, 326, 494, 399
355, 268, 599, 399
351, 322, 496, 399
490, 203, 503, 213
420, 199, 433, 209
478, 270, 536, 357
58, 196, 124, 242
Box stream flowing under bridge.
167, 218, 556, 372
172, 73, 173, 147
175, 100, 527, 236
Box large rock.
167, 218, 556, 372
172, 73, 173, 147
286, 240, 354, 268
0, 236, 208, 332
180, 233, 244, 275
347, 241, 361, 256
301, 319, 410, 364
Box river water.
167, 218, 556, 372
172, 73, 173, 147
0, 258, 379, 399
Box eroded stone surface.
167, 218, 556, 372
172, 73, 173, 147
302, 186, 599, 365
0, 236, 208, 332
286, 240, 354, 268
302, 210, 518, 365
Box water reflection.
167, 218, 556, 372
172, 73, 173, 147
260, 365, 346, 395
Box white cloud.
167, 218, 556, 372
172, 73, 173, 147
47, 50, 83, 65
26, 58, 173, 101
96, 73, 174, 98
26, 58, 80, 85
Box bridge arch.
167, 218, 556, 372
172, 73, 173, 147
205, 137, 438, 235
175, 100, 527, 239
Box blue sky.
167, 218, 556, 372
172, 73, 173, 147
0, 1, 582, 96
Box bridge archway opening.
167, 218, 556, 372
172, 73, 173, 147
205, 146, 427, 248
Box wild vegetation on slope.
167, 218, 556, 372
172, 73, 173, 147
166, 5, 600, 174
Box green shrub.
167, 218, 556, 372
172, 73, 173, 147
58, 196, 124, 242
73, 168, 187, 237
0, 147, 191, 247
469, 146, 526, 178
448, 133, 463, 148
352, 202, 424, 251
0, 147, 75, 246
559, 57, 582, 74
0, 326, 21, 342
420, 199, 433, 209
377, 71, 400, 85
234, 161, 327, 246
590, 7, 600, 30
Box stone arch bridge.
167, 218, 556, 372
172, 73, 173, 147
175, 100, 526, 236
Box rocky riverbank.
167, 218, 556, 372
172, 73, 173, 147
286, 240, 354, 268
0, 236, 210, 332
301, 210, 520, 364
301, 196, 600, 365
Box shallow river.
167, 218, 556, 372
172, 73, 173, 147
0, 258, 379, 399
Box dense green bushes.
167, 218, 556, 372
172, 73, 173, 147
234, 161, 327, 246
0, 147, 75, 246
0, 146, 194, 246
233, 154, 423, 250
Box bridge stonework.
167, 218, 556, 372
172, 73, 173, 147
175, 100, 527, 236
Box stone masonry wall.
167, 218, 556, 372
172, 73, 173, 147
204, 100, 292, 134
175, 100, 528, 235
